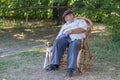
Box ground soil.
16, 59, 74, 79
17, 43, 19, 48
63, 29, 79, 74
0, 23, 119, 80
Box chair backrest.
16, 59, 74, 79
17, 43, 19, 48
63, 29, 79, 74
77, 17, 93, 39
85, 20, 93, 40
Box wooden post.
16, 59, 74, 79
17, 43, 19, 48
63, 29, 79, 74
25, 8, 29, 26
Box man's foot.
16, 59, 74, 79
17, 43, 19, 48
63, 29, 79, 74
66, 68, 74, 77
46, 64, 59, 71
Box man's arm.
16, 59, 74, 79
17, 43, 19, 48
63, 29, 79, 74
65, 28, 86, 35
65, 17, 93, 35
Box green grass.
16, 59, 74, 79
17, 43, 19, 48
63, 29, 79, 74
0, 33, 119, 75
0, 19, 120, 80
0, 48, 46, 80
89, 32, 120, 73
0, 49, 45, 74
90, 34, 120, 62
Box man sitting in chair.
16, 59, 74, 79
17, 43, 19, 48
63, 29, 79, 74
46, 9, 88, 77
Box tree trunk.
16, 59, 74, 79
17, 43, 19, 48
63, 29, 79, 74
52, 1, 68, 25
53, 3, 58, 20
25, 9, 29, 26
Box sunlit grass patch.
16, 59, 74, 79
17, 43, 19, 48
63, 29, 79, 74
0, 18, 59, 42
0, 18, 57, 29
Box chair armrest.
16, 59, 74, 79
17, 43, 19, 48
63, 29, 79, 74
80, 38, 85, 49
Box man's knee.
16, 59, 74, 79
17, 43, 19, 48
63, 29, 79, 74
70, 40, 81, 48
54, 39, 62, 45
54, 38, 67, 46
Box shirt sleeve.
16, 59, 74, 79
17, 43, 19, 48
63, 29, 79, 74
78, 19, 87, 30
56, 26, 64, 38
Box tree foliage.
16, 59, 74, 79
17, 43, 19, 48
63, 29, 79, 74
0, 0, 120, 41
71, 0, 120, 41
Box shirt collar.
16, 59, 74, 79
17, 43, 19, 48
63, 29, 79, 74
66, 18, 75, 24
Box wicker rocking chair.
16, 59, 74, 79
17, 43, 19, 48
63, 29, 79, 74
44, 17, 93, 73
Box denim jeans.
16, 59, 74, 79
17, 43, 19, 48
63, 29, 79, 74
51, 37, 81, 69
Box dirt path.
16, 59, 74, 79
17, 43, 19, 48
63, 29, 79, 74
0, 36, 46, 57
0, 44, 44, 57
0, 22, 104, 57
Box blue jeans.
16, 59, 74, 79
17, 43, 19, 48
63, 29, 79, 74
51, 38, 81, 69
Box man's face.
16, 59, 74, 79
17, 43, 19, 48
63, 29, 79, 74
65, 14, 74, 22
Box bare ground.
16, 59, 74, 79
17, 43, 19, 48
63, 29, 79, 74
0, 41, 44, 57
0, 22, 104, 57
0, 58, 119, 80
0, 23, 120, 80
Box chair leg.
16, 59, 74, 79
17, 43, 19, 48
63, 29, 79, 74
85, 40, 93, 69
77, 49, 87, 73
77, 48, 93, 73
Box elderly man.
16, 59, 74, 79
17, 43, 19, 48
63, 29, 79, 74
46, 10, 88, 77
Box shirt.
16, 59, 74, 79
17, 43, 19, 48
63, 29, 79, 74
57, 18, 87, 41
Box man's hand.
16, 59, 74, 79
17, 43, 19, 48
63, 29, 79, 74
65, 30, 73, 35
56, 36, 60, 39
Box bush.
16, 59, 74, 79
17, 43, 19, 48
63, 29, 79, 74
105, 14, 120, 42
72, 0, 120, 42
